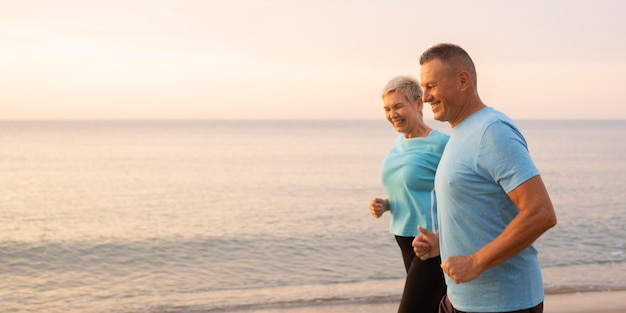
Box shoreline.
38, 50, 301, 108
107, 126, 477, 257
231, 290, 626, 313
544, 290, 626, 313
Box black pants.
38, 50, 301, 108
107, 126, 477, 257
439, 294, 544, 313
396, 235, 446, 313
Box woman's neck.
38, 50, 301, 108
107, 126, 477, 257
405, 122, 432, 139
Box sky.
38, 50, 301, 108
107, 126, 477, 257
1, 0, 625, 120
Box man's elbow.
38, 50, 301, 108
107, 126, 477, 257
548, 212, 557, 229
541, 206, 557, 231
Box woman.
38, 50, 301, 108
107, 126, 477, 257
369, 75, 448, 313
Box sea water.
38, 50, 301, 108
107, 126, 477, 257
0, 119, 624, 312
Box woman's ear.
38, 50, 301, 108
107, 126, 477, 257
416, 97, 424, 113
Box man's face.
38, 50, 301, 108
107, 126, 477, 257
420, 59, 458, 124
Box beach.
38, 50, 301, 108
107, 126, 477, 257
234, 290, 626, 313
1, 120, 623, 313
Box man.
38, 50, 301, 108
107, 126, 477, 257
412, 43, 557, 313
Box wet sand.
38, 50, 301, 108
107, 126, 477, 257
236, 290, 626, 313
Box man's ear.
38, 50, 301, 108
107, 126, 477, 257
458, 71, 471, 91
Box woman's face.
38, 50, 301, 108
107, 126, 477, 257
382, 91, 421, 137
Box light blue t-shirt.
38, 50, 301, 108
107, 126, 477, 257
381, 130, 449, 237
436, 108, 543, 312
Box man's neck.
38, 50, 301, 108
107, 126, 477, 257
450, 97, 486, 128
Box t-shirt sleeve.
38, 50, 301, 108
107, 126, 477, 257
478, 121, 540, 193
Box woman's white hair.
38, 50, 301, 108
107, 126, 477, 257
381, 75, 423, 103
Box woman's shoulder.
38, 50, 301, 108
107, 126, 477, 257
429, 129, 450, 143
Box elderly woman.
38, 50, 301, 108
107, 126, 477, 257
369, 75, 448, 313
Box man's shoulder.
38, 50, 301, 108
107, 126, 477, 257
470, 107, 514, 125
468, 108, 521, 137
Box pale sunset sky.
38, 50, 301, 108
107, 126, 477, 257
1, 0, 625, 120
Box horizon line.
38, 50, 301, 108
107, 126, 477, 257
1, 117, 625, 122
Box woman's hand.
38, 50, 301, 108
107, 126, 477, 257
413, 225, 440, 260
369, 197, 387, 218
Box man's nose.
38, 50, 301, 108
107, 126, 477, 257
422, 92, 433, 102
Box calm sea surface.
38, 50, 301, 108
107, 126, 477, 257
0, 120, 624, 312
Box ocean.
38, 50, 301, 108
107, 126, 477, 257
0, 119, 624, 313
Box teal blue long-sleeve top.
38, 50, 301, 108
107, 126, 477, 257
381, 130, 449, 237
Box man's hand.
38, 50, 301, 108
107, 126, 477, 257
441, 255, 481, 284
